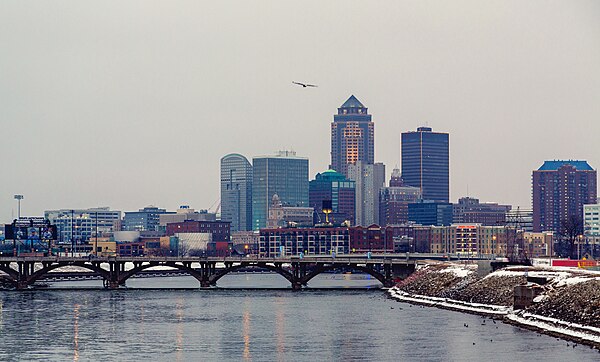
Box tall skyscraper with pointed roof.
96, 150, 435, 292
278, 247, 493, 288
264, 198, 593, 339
330, 95, 374, 177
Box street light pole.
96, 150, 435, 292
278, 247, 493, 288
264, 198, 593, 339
14, 195, 24, 219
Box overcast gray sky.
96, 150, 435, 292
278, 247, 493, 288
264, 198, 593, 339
1, 0, 599, 222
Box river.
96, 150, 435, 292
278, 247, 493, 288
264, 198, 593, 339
0, 274, 597, 361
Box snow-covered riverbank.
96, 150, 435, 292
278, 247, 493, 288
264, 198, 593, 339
388, 263, 600, 350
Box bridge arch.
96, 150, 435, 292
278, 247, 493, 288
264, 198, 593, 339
0, 264, 19, 280
300, 264, 388, 286
26, 262, 111, 286
208, 263, 296, 286
115, 262, 204, 285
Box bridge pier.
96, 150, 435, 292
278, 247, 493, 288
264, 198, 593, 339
291, 281, 303, 291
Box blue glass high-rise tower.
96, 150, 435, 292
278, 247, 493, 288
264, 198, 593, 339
221, 154, 253, 232
401, 127, 449, 203
252, 151, 309, 230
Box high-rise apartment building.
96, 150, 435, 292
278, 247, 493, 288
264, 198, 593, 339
348, 161, 385, 226
331, 95, 374, 177
401, 127, 449, 203
532, 160, 597, 233
309, 169, 355, 225
252, 151, 309, 230
220, 153, 253, 232
379, 168, 421, 226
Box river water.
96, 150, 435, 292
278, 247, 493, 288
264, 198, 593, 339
0, 274, 598, 361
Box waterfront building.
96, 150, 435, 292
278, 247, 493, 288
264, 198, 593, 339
379, 168, 421, 226
401, 127, 449, 202
220, 153, 253, 232
309, 169, 355, 225
427, 224, 511, 256
259, 227, 349, 257
266, 194, 313, 228
231, 231, 260, 254
252, 151, 309, 230
158, 206, 217, 229
408, 201, 453, 226
123, 206, 172, 232
385, 224, 432, 253
165, 220, 230, 242
45, 207, 121, 245
452, 197, 511, 226
532, 160, 597, 232
348, 224, 393, 253
348, 161, 386, 226
522, 232, 554, 258
330, 95, 374, 177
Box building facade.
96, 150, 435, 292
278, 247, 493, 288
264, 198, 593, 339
165, 220, 231, 242
45, 207, 122, 245
532, 160, 597, 232
401, 127, 449, 203
330, 95, 374, 177
259, 227, 349, 257
220, 153, 253, 232
348, 161, 386, 226
158, 206, 217, 229
584, 204, 600, 237
408, 201, 453, 226
309, 169, 355, 225
252, 151, 309, 230
452, 197, 511, 226
379, 168, 422, 226
123, 206, 171, 232
266, 194, 314, 228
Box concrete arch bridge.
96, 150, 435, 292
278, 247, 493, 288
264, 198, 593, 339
0, 256, 416, 290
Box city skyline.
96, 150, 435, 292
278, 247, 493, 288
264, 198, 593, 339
1, 1, 599, 223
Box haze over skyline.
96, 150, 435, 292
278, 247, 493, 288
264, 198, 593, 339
1, 1, 599, 222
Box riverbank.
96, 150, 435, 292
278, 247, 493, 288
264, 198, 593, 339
388, 263, 600, 350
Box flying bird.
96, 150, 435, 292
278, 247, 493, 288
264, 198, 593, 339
292, 81, 317, 88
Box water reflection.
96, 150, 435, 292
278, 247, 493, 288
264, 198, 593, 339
274, 297, 286, 361
73, 304, 80, 362
242, 300, 251, 361
175, 297, 184, 362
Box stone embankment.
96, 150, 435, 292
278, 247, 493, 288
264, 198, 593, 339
389, 263, 600, 349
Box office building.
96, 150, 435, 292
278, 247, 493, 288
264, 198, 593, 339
532, 160, 597, 232
330, 95, 374, 177
401, 127, 449, 202
309, 169, 355, 225
348, 161, 385, 226
379, 168, 421, 226
408, 201, 453, 226
123, 206, 172, 232
45, 207, 122, 245
159, 206, 217, 228
452, 197, 511, 226
220, 153, 253, 232
266, 194, 313, 228
252, 151, 309, 230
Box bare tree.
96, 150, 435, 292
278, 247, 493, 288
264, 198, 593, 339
558, 215, 583, 259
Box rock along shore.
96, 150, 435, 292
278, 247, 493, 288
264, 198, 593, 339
388, 263, 600, 351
